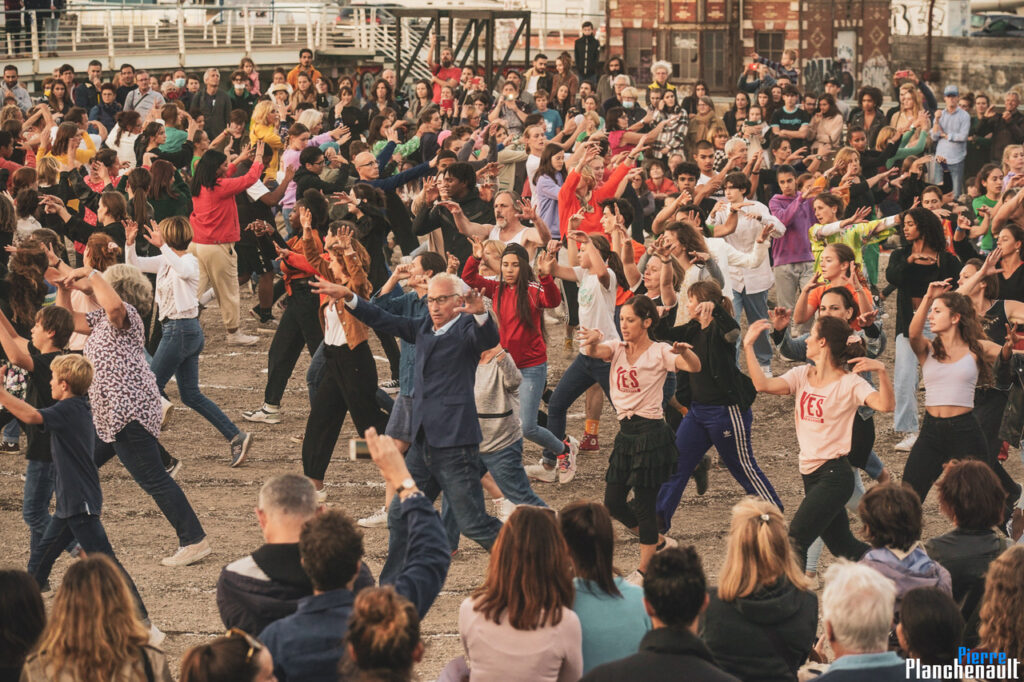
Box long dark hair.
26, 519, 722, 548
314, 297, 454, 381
148, 159, 180, 200
7, 239, 49, 326
496, 243, 541, 336
533, 143, 565, 187
901, 207, 947, 254
367, 114, 388, 147
931, 291, 993, 386
815, 315, 865, 369
560, 501, 620, 598
0, 570, 45, 671
125, 167, 151, 228
588, 234, 627, 296
113, 111, 140, 147
624, 294, 660, 339
190, 150, 227, 196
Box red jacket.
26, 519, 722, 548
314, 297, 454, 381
462, 256, 561, 369
189, 161, 264, 244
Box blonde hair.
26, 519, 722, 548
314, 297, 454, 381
1002, 145, 1023, 175
36, 156, 60, 186
875, 126, 897, 151
0, 104, 22, 124
706, 123, 729, 144
31, 555, 149, 682
296, 108, 323, 132
717, 497, 812, 601
51, 354, 94, 395
250, 99, 275, 128
833, 146, 860, 174
159, 215, 193, 250
482, 239, 505, 261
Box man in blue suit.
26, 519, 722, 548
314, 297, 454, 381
312, 272, 503, 581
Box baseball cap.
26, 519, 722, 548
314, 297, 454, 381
943, 85, 959, 97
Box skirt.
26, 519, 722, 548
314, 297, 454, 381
606, 415, 677, 488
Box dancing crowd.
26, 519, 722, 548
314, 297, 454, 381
1, 26, 1024, 682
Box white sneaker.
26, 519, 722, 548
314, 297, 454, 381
160, 397, 172, 429
243, 405, 281, 424
148, 623, 166, 647
358, 505, 388, 528
315, 487, 327, 504
160, 538, 212, 567
759, 364, 773, 378
493, 497, 516, 522
895, 433, 918, 452
525, 460, 557, 483
558, 436, 579, 484
624, 569, 645, 586
657, 535, 678, 552
226, 331, 259, 346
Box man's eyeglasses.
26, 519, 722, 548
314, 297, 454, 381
357, 160, 376, 168
225, 628, 263, 663
426, 293, 460, 305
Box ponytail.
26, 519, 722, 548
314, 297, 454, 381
688, 279, 734, 317
815, 316, 864, 369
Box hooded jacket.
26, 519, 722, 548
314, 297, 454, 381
859, 545, 952, 613
702, 580, 818, 682
581, 627, 740, 682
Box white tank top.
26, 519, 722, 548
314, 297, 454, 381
488, 225, 528, 245
922, 348, 977, 408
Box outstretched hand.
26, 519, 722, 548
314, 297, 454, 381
743, 319, 772, 347
454, 288, 486, 315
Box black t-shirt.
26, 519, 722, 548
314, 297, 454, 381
770, 106, 810, 132
21, 348, 61, 462
40, 395, 102, 518
1000, 263, 1024, 303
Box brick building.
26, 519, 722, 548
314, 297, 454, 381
604, 0, 892, 96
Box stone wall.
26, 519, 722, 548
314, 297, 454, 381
891, 35, 1024, 97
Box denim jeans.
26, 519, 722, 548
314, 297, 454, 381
95, 421, 206, 547
23, 459, 55, 556
903, 412, 988, 504
42, 17, 58, 53
519, 363, 565, 454
543, 354, 612, 464
306, 340, 327, 404
732, 288, 771, 367
28, 512, 149, 621
894, 327, 932, 433
380, 436, 502, 584
3, 418, 19, 443
150, 317, 238, 441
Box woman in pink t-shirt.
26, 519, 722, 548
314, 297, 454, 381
743, 315, 894, 568
579, 294, 701, 583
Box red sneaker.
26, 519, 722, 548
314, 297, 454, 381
579, 433, 600, 452
999, 441, 1010, 462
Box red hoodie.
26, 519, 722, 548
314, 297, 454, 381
462, 256, 561, 369
190, 161, 264, 244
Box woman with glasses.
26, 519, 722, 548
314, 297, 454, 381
180, 628, 275, 682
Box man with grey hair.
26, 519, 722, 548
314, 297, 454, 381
602, 73, 630, 114
648, 60, 676, 92
189, 67, 231, 139
815, 560, 904, 681
123, 69, 164, 119
216, 473, 373, 635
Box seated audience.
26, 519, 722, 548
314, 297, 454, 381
0, 569, 45, 681
180, 629, 275, 682
895, 587, 964, 665
976, 545, 1024, 662
342, 587, 424, 682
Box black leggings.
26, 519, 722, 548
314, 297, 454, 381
605, 483, 658, 545
789, 457, 869, 568
563, 279, 580, 327
903, 411, 989, 504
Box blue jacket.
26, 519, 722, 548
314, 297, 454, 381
371, 288, 427, 397
259, 493, 451, 682
348, 297, 500, 448
367, 140, 434, 193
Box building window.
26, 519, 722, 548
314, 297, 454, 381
754, 31, 785, 63
702, 30, 729, 91
624, 29, 654, 87
665, 31, 700, 82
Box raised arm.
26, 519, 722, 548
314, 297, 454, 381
909, 280, 950, 361
743, 320, 793, 394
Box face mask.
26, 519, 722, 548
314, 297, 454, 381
175, 78, 185, 88
623, 101, 634, 109
234, 83, 246, 92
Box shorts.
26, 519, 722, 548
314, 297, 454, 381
235, 238, 276, 277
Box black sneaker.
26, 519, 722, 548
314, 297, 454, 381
230, 432, 253, 467
694, 454, 710, 496
0, 440, 19, 453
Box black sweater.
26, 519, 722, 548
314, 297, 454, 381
884, 246, 962, 337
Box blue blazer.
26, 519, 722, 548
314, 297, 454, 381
349, 297, 499, 448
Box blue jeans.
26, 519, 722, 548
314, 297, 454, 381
23, 459, 55, 556
519, 363, 565, 454
94, 421, 206, 547
43, 17, 58, 53
380, 436, 502, 584
894, 322, 932, 433
3, 418, 19, 443
306, 340, 327, 404
543, 354, 612, 464
733, 288, 771, 367
150, 317, 238, 441
28, 512, 149, 621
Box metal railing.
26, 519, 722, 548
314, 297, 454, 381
2, 3, 378, 69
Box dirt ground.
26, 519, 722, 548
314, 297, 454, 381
1, 250, 1020, 679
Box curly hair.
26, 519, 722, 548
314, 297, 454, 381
930, 292, 992, 386
6, 239, 49, 326
103, 264, 153, 319
978, 545, 1024, 660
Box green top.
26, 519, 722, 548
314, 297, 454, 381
159, 126, 189, 154
809, 216, 899, 272
886, 128, 928, 168
372, 136, 420, 158
973, 194, 998, 252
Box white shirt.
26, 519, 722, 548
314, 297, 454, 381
573, 266, 620, 356
126, 243, 200, 320
525, 154, 541, 201
711, 201, 785, 295
324, 302, 348, 346
105, 125, 139, 169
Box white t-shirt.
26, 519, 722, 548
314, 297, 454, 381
526, 154, 541, 201
573, 266, 620, 356
779, 364, 876, 474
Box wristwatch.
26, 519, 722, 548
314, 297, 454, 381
396, 477, 417, 495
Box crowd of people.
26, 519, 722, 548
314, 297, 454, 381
0, 22, 1023, 681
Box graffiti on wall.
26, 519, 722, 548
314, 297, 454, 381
891, 0, 946, 36
861, 54, 892, 91
803, 58, 855, 99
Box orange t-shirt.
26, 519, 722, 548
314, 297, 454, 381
806, 283, 867, 330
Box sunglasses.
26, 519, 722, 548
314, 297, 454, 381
225, 628, 263, 663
